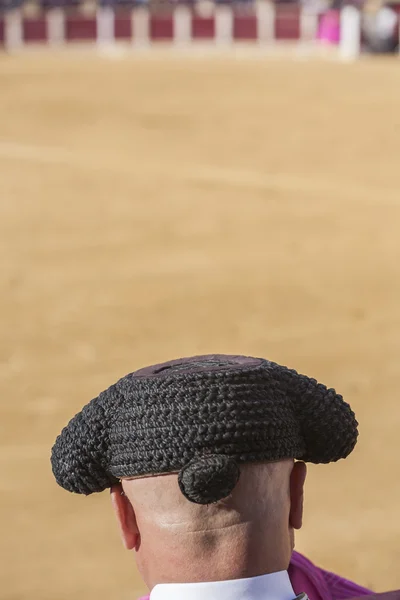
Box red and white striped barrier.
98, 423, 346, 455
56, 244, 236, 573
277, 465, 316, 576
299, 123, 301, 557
0, 2, 395, 59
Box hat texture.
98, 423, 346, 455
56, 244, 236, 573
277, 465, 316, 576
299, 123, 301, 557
51, 355, 358, 503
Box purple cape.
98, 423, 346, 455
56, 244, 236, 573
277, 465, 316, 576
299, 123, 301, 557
288, 551, 372, 600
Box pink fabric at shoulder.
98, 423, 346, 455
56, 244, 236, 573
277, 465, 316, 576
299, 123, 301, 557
289, 551, 372, 600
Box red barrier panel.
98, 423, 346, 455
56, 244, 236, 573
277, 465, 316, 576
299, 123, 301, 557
234, 15, 257, 40
275, 6, 300, 40
115, 14, 132, 39
66, 16, 96, 41
23, 18, 47, 42
150, 15, 173, 40
192, 16, 214, 39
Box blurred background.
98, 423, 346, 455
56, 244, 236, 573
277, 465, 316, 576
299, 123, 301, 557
1, 2, 400, 599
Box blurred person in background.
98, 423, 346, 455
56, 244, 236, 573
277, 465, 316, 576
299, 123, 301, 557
362, 0, 399, 53
317, 0, 342, 46
52, 354, 375, 600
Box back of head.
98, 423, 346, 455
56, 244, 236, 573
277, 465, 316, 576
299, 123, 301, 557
123, 460, 293, 535
120, 460, 298, 587
51, 353, 358, 589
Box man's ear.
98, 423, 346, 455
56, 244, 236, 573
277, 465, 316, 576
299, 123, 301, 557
289, 461, 307, 530
110, 483, 139, 551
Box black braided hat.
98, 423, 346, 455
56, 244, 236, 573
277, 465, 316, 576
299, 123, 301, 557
51, 354, 358, 504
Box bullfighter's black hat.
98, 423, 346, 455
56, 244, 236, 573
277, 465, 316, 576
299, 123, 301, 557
51, 354, 358, 504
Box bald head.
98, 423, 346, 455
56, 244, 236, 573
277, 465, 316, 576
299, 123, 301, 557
111, 460, 307, 588
123, 460, 293, 529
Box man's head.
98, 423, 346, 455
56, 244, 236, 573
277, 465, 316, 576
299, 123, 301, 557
51, 354, 358, 587
110, 460, 307, 588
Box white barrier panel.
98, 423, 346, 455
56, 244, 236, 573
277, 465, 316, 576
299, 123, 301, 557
215, 5, 233, 45
4, 9, 23, 52
97, 6, 115, 47
340, 5, 361, 60
174, 5, 192, 45
47, 8, 65, 45
132, 6, 150, 46
256, 0, 275, 44
300, 8, 319, 42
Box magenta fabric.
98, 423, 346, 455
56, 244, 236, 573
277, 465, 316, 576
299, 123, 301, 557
289, 551, 372, 600
317, 10, 341, 44
137, 551, 372, 600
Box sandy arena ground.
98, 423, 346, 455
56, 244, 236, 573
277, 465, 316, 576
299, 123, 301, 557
1, 47, 400, 600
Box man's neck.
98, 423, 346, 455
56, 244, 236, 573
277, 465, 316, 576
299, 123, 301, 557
143, 538, 291, 589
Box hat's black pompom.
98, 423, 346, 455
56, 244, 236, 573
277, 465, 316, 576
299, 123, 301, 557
178, 455, 240, 504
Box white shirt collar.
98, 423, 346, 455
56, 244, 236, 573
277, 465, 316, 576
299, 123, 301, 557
150, 570, 296, 600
